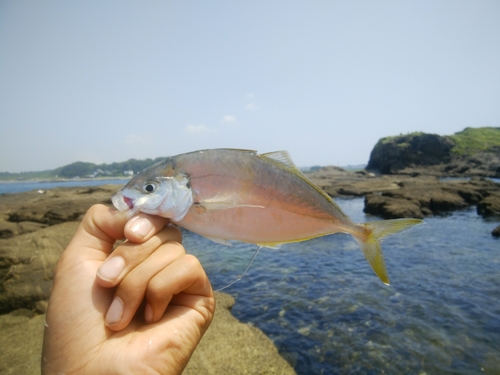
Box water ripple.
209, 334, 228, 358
185, 198, 500, 374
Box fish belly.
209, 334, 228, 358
176, 204, 346, 246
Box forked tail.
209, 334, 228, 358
352, 218, 423, 285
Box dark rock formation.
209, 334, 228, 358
492, 225, 500, 237
366, 129, 500, 178
366, 133, 455, 174
476, 192, 500, 217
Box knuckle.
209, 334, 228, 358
147, 278, 170, 301
160, 240, 186, 257
183, 253, 202, 270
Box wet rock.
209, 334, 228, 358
364, 194, 425, 219
428, 191, 468, 212
492, 225, 500, 237
477, 193, 500, 217
308, 171, 500, 220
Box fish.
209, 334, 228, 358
112, 149, 423, 284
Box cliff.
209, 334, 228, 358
366, 127, 500, 177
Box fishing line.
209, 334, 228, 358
215, 246, 262, 292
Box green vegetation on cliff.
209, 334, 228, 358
367, 127, 500, 175
447, 127, 500, 155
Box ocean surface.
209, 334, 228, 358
184, 199, 500, 374
0, 179, 127, 195
2, 180, 499, 374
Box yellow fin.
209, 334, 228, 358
260, 151, 297, 169
353, 218, 424, 285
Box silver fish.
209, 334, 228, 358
112, 149, 423, 284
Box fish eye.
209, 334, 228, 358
143, 181, 158, 194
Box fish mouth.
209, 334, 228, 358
123, 196, 134, 210
112, 193, 134, 212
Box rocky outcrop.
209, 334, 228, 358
306, 170, 500, 220
366, 129, 500, 178
366, 133, 455, 174
492, 225, 500, 237
362, 177, 500, 220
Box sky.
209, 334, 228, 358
1, 1, 499, 173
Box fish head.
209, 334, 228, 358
111, 160, 193, 222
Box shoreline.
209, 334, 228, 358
0, 177, 130, 183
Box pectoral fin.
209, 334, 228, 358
204, 236, 233, 246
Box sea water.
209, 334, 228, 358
184, 199, 500, 374
0, 179, 127, 195
2, 181, 499, 374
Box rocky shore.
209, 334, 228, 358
0, 185, 295, 374
306, 167, 500, 235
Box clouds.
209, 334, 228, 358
245, 93, 259, 111
185, 113, 239, 136
222, 115, 237, 123
185, 124, 218, 135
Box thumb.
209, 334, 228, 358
64, 204, 129, 262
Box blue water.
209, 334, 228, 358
0, 179, 127, 195
3, 180, 499, 373
184, 199, 500, 374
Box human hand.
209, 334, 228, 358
41, 204, 214, 374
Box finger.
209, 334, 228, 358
96, 224, 182, 287
104, 241, 186, 330
61, 205, 128, 267
145, 254, 213, 324
124, 213, 170, 243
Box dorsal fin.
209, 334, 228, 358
260, 151, 301, 172
260, 150, 339, 206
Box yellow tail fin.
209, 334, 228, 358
353, 218, 423, 285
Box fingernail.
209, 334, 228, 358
129, 216, 153, 238
97, 256, 125, 282
105, 297, 124, 326
144, 303, 153, 324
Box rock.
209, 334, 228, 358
0, 222, 78, 314
366, 128, 500, 178
308, 171, 500, 220
364, 194, 425, 219
0, 310, 45, 375
366, 133, 455, 174
184, 293, 295, 375
428, 190, 468, 212
492, 225, 500, 237
477, 193, 500, 217
0, 293, 295, 375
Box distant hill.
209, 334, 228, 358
0, 157, 168, 181
367, 127, 500, 177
